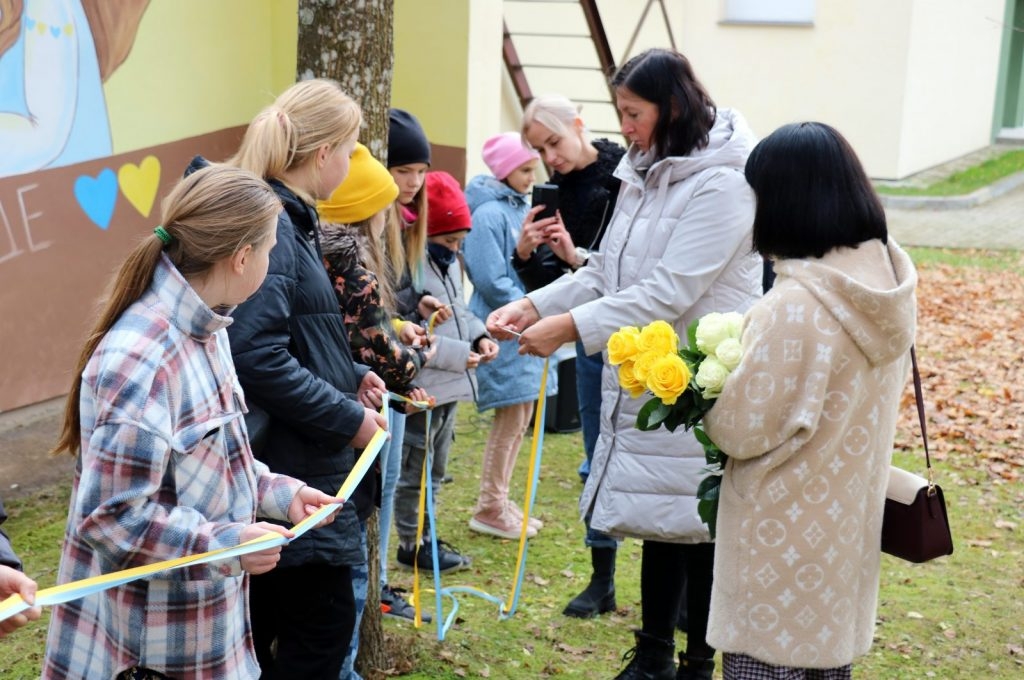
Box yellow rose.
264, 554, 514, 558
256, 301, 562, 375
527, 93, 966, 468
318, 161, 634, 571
631, 349, 662, 383
637, 320, 679, 356
646, 354, 692, 405
617, 360, 646, 398
607, 326, 641, 366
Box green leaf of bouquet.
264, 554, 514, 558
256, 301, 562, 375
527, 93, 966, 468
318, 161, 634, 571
696, 474, 721, 498
686, 318, 700, 350
664, 408, 685, 432
636, 398, 670, 430
697, 497, 719, 539
706, 449, 728, 467
693, 426, 714, 448
680, 348, 704, 365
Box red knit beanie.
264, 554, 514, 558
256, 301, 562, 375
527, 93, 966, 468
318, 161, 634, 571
425, 171, 471, 236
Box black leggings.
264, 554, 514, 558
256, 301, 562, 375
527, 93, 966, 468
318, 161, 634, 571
250, 563, 356, 679
641, 540, 715, 658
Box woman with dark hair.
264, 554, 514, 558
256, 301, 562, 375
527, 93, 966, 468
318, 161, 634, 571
489, 48, 761, 679
703, 122, 916, 680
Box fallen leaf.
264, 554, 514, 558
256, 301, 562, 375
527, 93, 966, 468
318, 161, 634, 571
907, 611, 924, 619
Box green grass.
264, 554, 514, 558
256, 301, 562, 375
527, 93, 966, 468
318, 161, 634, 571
905, 247, 1024, 271
4, 290, 1024, 677
1, 485, 72, 678
876, 148, 1024, 196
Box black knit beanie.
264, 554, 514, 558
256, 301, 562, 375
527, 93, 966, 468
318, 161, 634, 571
388, 108, 432, 168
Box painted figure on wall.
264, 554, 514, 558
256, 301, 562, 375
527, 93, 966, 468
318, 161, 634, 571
0, 0, 149, 178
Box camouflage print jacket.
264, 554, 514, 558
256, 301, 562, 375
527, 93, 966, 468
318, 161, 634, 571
320, 224, 423, 397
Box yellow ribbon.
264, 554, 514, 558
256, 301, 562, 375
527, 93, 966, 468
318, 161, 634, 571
427, 308, 444, 335
0, 399, 391, 624
410, 359, 550, 632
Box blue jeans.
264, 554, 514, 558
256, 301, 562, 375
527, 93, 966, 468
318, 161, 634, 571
378, 409, 406, 586
394, 402, 457, 544
574, 341, 618, 549
575, 340, 603, 478
339, 521, 368, 679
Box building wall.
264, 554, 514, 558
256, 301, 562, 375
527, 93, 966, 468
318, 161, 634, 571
492, 0, 1008, 180
104, 0, 297, 154
0, 0, 298, 412
392, 0, 506, 183
897, 0, 1005, 178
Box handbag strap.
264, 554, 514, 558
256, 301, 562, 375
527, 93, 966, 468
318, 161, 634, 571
909, 346, 935, 491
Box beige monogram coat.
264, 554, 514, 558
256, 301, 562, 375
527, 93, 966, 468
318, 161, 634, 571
704, 239, 917, 668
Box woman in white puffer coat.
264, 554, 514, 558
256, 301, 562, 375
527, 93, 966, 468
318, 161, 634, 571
488, 48, 762, 679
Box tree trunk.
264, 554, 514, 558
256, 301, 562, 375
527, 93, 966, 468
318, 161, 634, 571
296, 1, 395, 677
297, 0, 395, 160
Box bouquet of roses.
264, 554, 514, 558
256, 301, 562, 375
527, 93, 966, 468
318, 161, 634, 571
606, 312, 744, 537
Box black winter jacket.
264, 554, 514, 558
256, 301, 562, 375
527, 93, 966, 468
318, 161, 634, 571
0, 496, 22, 570
513, 138, 625, 291
217, 168, 370, 567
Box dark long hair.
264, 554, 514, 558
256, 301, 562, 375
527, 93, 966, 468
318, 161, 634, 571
611, 48, 716, 160
745, 122, 887, 259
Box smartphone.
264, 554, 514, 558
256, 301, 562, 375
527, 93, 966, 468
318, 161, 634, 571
531, 183, 559, 220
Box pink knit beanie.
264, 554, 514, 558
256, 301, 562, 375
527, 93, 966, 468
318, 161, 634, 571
482, 132, 539, 180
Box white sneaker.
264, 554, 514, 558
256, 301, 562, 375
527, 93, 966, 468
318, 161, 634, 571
469, 506, 538, 539
505, 500, 543, 531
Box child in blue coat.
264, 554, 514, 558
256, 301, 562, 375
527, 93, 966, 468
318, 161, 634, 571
392, 171, 499, 572
463, 133, 546, 539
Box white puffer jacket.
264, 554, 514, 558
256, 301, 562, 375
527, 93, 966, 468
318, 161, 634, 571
528, 108, 762, 542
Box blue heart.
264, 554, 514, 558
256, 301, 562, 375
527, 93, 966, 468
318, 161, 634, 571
74, 169, 118, 229
25, 18, 36, 30
50, 25, 60, 38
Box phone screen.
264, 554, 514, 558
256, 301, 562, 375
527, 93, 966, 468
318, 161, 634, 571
531, 183, 559, 220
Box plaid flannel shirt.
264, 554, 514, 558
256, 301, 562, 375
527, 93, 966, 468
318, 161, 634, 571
43, 255, 304, 680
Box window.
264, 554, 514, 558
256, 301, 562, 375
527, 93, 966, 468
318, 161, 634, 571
722, 0, 815, 25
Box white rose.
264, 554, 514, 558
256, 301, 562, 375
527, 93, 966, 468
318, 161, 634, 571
714, 337, 743, 371
723, 312, 744, 340
695, 313, 729, 355
695, 356, 730, 399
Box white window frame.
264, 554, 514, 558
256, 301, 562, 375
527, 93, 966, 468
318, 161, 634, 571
720, 0, 815, 26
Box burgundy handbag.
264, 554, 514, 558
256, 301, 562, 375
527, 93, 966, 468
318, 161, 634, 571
881, 347, 954, 563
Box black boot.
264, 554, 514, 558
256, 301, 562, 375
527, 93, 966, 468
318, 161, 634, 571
614, 630, 676, 680
675, 654, 714, 680
563, 546, 616, 618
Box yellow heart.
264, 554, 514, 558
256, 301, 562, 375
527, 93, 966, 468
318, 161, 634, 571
64, 23, 74, 37
118, 156, 162, 218
36, 22, 47, 35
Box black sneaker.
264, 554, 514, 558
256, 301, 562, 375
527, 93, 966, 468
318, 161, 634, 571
396, 539, 471, 573
381, 584, 432, 623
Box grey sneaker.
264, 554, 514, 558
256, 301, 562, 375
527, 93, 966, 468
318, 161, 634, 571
396, 539, 471, 573
381, 584, 432, 623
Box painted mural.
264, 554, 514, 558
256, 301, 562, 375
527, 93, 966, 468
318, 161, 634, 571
0, 0, 149, 177
0, 0, 295, 412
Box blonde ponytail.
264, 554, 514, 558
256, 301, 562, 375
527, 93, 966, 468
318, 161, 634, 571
230, 79, 362, 202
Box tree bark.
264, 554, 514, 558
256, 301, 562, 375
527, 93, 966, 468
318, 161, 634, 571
295, 1, 395, 677
297, 0, 394, 160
